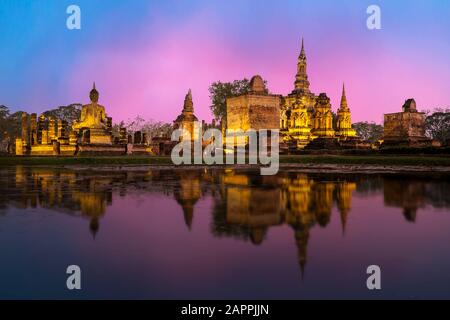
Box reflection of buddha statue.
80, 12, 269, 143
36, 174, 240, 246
72, 83, 112, 145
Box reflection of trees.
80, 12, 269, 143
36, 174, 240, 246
383, 176, 450, 222
425, 182, 450, 209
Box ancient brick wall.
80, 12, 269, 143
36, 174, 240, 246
227, 95, 280, 132
384, 112, 426, 140
248, 96, 280, 130
227, 96, 251, 131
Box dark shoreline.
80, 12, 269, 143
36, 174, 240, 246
1, 158, 450, 175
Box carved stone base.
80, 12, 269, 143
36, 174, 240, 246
60, 145, 77, 156
305, 137, 341, 150
382, 137, 432, 148
89, 128, 112, 145
131, 145, 154, 155
339, 137, 371, 149
77, 144, 126, 156
30, 144, 56, 156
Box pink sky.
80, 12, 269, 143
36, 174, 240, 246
2, 1, 449, 124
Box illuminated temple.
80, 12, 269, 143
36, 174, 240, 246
16, 83, 152, 156
224, 38, 365, 151
12, 39, 434, 156
279, 39, 362, 149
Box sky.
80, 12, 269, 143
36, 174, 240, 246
0, 0, 449, 124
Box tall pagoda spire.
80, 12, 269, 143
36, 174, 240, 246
299, 37, 306, 59
340, 83, 348, 110
294, 38, 310, 93
336, 85, 358, 138
183, 88, 194, 113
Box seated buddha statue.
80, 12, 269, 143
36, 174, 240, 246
72, 83, 112, 145
73, 83, 107, 130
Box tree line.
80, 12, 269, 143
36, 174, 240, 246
1, 81, 449, 146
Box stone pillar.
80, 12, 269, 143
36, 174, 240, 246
57, 120, 63, 138
106, 117, 112, 135
126, 143, 133, 155
21, 113, 28, 146
134, 131, 142, 144
119, 127, 127, 144
41, 130, 49, 145
69, 130, 78, 146
52, 140, 60, 155
30, 113, 37, 145
15, 138, 23, 156
37, 115, 46, 144
49, 117, 56, 142
57, 120, 69, 145
142, 133, 148, 145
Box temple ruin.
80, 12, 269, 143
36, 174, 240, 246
15, 84, 153, 156
12, 39, 436, 157
383, 98, 431, 147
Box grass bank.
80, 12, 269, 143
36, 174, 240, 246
0, 155, 449, 167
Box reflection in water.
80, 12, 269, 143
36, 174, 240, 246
1, 166, 449, 279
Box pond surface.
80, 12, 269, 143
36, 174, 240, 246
0, 166, 449, 299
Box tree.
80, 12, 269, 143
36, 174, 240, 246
112, 121, 125, 138
0, 105, 11, 139
124, 115, 146, 133
42, 104, 82, 126
208, 79, 253, 121
6, 111, 26, 140
352, 121, 384, 143
140, 121, 173, 139
115, 116, 173, 141
425, 108, 450, 145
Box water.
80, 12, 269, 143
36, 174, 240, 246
0, 166, 449, 299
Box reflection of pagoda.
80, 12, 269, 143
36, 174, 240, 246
313, 183, 334, 227
214, 172, 360, 278
383, 179, 426, 222
6, 166, 448, 283
173, 172, 201, 230
293, 226, 310, 279
283, 175, 316, 278
336, 182, 357, 234
223, 172, 283, 245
